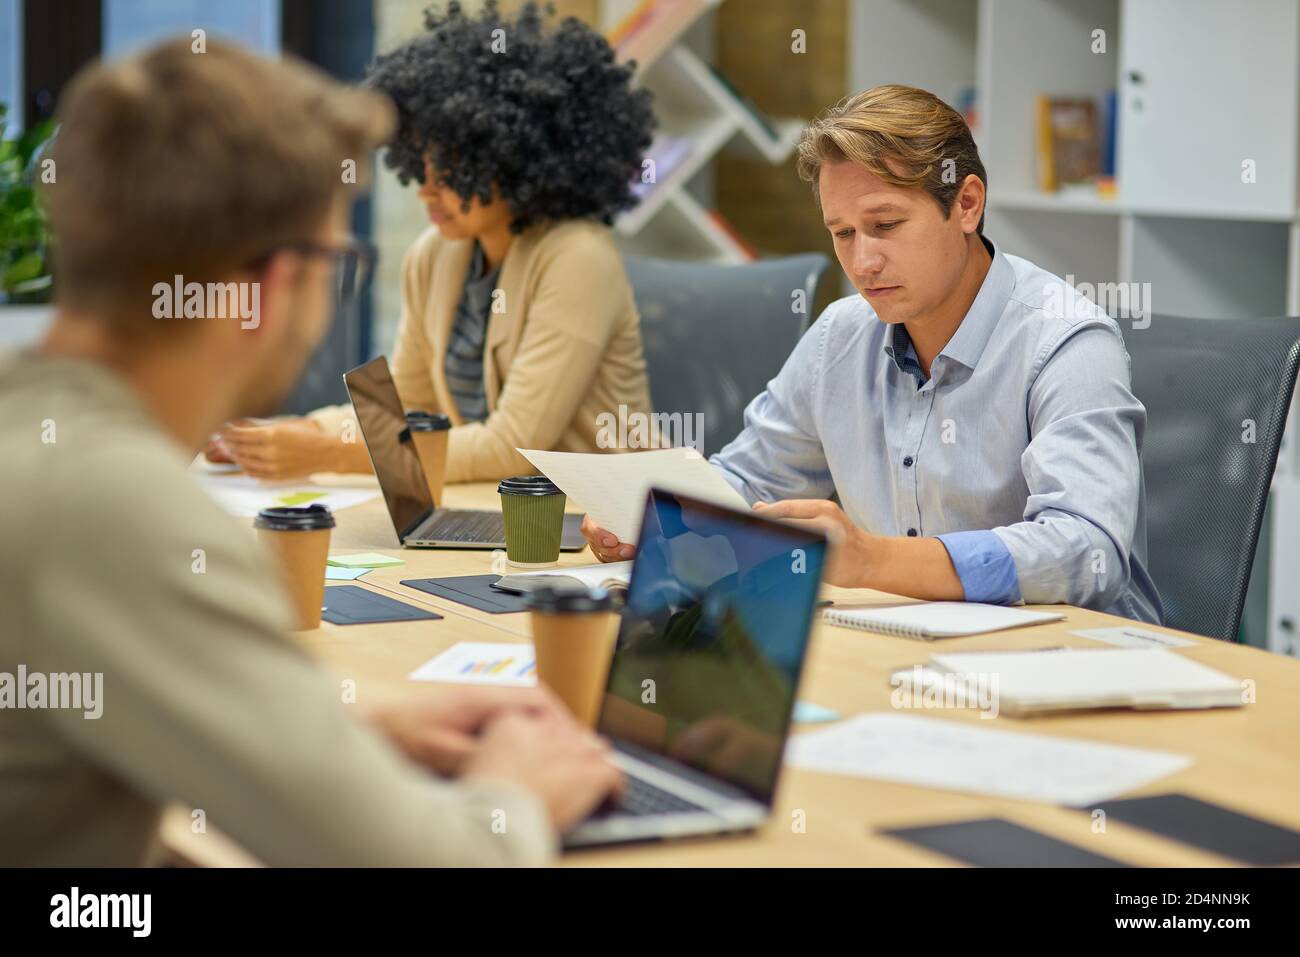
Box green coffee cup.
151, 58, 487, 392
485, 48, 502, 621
498, 476, 567, 567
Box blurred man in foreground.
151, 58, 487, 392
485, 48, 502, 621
0, 38, 620, 866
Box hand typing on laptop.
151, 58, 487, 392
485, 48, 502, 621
369, 685, 625, 831
462, 712, 627, 832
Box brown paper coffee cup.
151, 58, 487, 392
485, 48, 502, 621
527, 587, 619, 728
405, 411, 452, 505
254, 505, 335, 630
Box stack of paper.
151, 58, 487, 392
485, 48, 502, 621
494, 561, 633, 594
894, 648, 1243, 716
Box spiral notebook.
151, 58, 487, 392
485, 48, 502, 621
823, 602, 1065, 639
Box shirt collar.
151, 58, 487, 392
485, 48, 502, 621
881, 236, 1014, 374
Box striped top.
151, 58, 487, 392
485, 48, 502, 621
443, 242, 500, 423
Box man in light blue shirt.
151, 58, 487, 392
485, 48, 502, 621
584, 84, 1163, 625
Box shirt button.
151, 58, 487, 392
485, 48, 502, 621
907, 528, 918, 537
903, 456, 914, 467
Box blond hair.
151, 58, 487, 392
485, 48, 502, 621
44, 37, 395, 330
795, 84, 986, 233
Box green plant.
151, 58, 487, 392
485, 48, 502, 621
0, 103, 55, 303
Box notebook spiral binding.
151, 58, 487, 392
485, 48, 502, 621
822, 609, 927, 639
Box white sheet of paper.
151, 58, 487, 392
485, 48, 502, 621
517, 447, 749, 541
408, 642, 537, 686
785, 713, 1192, 806
1071, 626, 1197, 649
194, 471, 381, 518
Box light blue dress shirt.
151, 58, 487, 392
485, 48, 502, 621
709, 239, 1165, 625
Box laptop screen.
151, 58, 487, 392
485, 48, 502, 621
342, 356, 434, 541
597, 488, 827, 803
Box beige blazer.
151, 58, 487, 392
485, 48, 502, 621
312, 219, 654, 483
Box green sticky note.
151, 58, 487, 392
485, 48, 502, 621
325, 565, 370, 581
275, 491, 326, 506
326, 552, 405, 568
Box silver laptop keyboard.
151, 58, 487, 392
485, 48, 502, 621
597, 775, 708, 818
422, 510, 504, 542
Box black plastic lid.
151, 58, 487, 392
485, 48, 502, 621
525, 585, 615, 614
405, 410, 452, 432
253, 504, 336, 531
498, 475, 562, 496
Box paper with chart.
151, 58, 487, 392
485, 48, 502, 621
408, 642, 538, 686
517, 447, 749, 541
785, 713, 1192, 806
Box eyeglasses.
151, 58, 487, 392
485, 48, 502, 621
250, 237, 377, 305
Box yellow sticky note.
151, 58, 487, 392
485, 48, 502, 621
275, 491, 326, 506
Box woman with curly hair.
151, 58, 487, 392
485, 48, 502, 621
210, 1, 658, 483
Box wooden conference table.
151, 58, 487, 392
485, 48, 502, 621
162, 481, 1300, 867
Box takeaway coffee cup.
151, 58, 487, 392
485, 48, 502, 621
498, 475, 567, 567
404, 411, 452, 505
526, 586, 619, 728
254, 504, 335, 630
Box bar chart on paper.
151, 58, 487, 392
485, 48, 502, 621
408, 642, 538, 687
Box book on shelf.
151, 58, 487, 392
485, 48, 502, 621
629, 134, 694, 203
1100, 88, 1118, 178
1034, 94, 1101, 193
953, 84, 978, 133
608, 0, 709, 72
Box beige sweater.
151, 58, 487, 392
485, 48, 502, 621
0, 352, 554, 865
312, 219, 654, 483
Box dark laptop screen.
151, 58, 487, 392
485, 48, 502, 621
597, 489, 827, 802
342, 357, 434, 541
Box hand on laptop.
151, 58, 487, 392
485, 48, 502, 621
582, 515, 636, 562
367, 685, 574, 775
462, 708, 626, 831
213, 416, 339, 480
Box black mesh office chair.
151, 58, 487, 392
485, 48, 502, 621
624, 253, 830, 458
1123, 314, 1300, 642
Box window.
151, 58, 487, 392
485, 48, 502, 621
0, 0, 20, 134
102, 0, 279, 58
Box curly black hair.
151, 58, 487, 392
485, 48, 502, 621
367, 1, 656, 233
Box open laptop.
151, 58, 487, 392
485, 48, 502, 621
563, 487, 828, 848
343, 356, 586, 550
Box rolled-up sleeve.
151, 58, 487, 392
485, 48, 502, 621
989, 322, 1145, 610
936, 529, 1022, 604
709, 310, 836, 504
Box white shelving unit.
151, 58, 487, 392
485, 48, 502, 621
851, 0, 1300, 653
602, 0, 804, 262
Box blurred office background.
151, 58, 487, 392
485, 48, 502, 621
3, 0, 1298, 653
